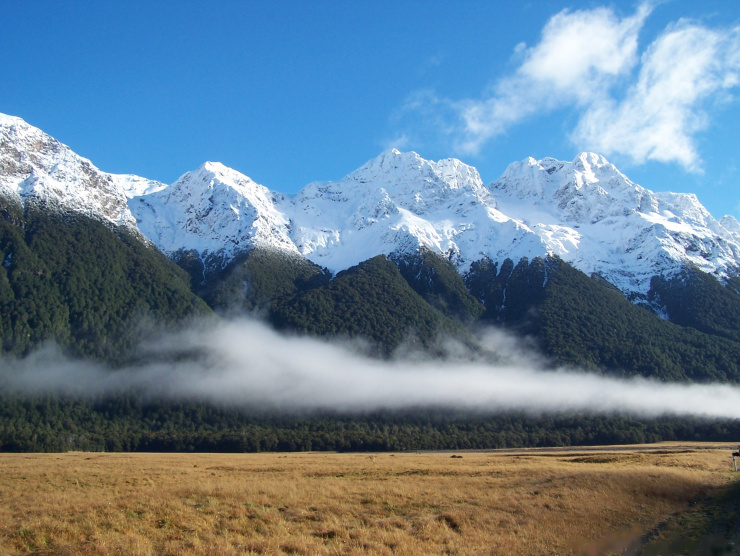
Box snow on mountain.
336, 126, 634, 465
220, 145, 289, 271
121, 147, 740, 300
282, 149, 545, 273
2, 112, 739, 301
113, 173, 168, 199
129, 161, 298, 266
720, 215, 740, 240
490, 153, 740, 296
0, 113, 142, 230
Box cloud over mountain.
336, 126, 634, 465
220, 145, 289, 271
396, 3, 740, 171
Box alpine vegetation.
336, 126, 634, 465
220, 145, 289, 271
2, 112, 740, 451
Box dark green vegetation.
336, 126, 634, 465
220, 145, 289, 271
0, 199, 209, 363
174, 247, 331, 313
649, 265, 740, 344
268, 255, 469, 354
2, 199, 740, 453
468, 256, 740, 382
1, 394, 738, 453
392, 248, 485, 323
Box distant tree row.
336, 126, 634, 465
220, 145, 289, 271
0, 394, 737, 453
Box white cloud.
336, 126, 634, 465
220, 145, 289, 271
516, 4, 649, 99
3, 318, 740, 419
400, 2, 740, 171
455, 3, 652, 155
573, 23, 740, 170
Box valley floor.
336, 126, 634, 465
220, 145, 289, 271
0, 443, 737, 555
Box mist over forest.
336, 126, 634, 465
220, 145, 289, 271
3, 318, 740, 420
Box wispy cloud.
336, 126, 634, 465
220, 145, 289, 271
572, 23, 740, 171
398, 2, 740, 171
2, 318, 740, 419
381, 133, 411, 152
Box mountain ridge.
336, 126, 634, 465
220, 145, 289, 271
2, 112, 739, 304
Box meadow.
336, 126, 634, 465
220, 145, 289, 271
0, 443, 737, 555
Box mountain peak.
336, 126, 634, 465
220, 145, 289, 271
201, 160, 226, 172
574, 151, 612, 168
129, 161, 297, 265
170, 162, 264, 200
199, 161, 236, 176
343, 150, 484, 193
0, 113, 140, 230
346, 149, 425, 180
0, 112, 27, 128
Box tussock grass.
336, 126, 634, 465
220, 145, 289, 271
0, 443, 737, 555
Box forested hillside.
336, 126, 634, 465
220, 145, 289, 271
0, 198, 209, 363
267, 255, 470, 355
463, 255, 740, 382
2, 198, 740, 452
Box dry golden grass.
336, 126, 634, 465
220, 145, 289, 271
0, 442, 737, 555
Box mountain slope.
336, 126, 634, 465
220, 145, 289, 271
478, 256, 740, 382
191, 247, 331, 313
648, 266, 740, 344
268, 255, 469, 355
0, 113, 157, 232
391, 248, 485, 323
0, 197, 209, 362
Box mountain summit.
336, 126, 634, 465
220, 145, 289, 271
130, 161, 298, 269
0, 113, 142, 230
2, 113, 739, 302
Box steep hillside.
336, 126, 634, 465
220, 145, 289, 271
268, 255, 469, 355
193, 247, 331, 313
391, 248, 485, 323
0, 198, 209, 362
0, 113, 156, 232
471, 256, 740, 382
649, 266, 740, 344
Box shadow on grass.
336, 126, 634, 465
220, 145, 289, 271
637, 476, 740, 556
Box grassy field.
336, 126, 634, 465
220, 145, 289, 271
0, 443, 738, 555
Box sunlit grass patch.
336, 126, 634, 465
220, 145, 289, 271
0, 443, 736, 554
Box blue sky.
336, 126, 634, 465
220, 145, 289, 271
2, 0, 739, 218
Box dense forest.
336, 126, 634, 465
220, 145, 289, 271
481, 256, 740, 382
268, 255, 471, 355
1, 394, 737, 453
2, 203, 740, 452
0, 198, 209, 363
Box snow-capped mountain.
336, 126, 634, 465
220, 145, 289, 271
282, 149, 545, 273
129, 161, 298, 267
279, 149, 740, 298
2, 113, 739, 301
0, 113, 148, 231
490, 153, 740, 295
